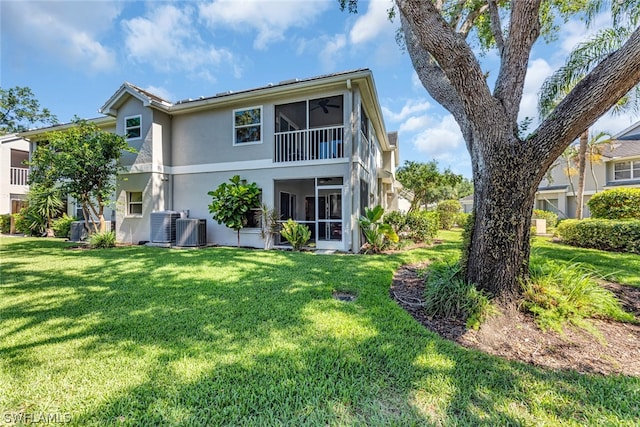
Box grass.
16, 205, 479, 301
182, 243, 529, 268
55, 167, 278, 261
1, 234, 639, 425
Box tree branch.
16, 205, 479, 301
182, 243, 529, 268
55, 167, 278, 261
493, 0, 542, 126
459, 4, 488, 38
532, 26, 640, 174
487, 0, 504, 53
395, 0, 498, 131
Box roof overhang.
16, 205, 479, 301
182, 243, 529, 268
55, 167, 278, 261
19, 116, 116, 141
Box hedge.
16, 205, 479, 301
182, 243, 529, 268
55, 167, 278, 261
556, 219, 640, 254
532, 209, 558, 227
405, 210, 439, 243
0, 214, 10, 234
436, 200, 462, 230
587, 188, 640, 219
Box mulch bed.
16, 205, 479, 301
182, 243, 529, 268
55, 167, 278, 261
390, 262, 640, 376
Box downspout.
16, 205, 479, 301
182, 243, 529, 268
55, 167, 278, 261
346, 78, 357, 252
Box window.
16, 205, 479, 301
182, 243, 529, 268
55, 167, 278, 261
244, 190, 262, 228
128, 191, 143, 215
360, 104, 369, 141
125, 115, 141, 140
613, 161, 640, 181
234, 106, 262, 145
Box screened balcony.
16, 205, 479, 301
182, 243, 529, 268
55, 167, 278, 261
273, 95, 345, 163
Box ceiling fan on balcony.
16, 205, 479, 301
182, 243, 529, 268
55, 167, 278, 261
311, 98, 340, 114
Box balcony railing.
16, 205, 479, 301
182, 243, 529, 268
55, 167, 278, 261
10, 167, 29, 186
274, 126, 344, 163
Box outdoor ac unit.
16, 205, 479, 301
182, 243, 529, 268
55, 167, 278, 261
70, 221, 87, 242
176, 218, 207, 247
150, 211, 181, 243
69, 220, 112, 241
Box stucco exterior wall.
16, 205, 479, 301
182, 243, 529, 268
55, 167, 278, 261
171, 162, 350, 249
0, 135, 30, 214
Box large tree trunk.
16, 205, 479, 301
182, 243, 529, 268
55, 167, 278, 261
576, 130, 588, 219
465, 134, 542, 307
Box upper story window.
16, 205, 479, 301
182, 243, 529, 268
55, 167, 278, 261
360, 104, 369, 141
125, 115, 142, 140
234, 106, 262, 145
613, 160, 640, 181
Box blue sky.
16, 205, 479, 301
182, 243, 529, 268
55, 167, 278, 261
2, 0, 637, 178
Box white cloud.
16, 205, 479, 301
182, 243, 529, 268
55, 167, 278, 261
199, 0, 331, 50
519, 58, 555, 123
406, 114, 470, 176
382, 98, 431, 122
122, 4, 236, 81
399, 115, 430, 133
349, 0, 395, 45
318, 34, 347, 70
144, 85, 174, 102
2, 1, 119, 72
558, 13, 611, 56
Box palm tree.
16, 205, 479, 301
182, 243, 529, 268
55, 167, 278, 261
586, 131, 612, 192
538, 3, 639, 219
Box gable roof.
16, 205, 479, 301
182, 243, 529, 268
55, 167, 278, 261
100, 82, 172, 116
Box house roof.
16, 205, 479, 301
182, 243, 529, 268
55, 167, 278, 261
101, 69, 373, 115
602, 139, 640, 160
537, 184, 569, 192
19, 116, 117, 140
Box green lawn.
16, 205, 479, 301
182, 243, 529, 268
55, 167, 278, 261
1, 234, 638, 426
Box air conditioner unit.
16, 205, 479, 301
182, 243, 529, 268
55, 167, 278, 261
69, 220, 112, 241
176, 218, 207, 247
70, 221, 88, 242
150, 211, 181, 243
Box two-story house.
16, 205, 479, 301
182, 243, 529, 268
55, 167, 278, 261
0, 133, 31, 216
23, 69, 399, 251
536, 120, 640, 218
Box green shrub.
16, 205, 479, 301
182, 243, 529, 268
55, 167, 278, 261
52, 214, 76, 239
405, 210, 439, 243
556, 219, 640, 254
358, 205, 399, 254
422, 262, 496, 330
383, 210, 406, 233
436, 200, 462, 230
532, 209, 558, 227
280, 219, 311, 251
0, 214, 11, 234
587, 188, 640, 219
454, 212, 470, 228
522, 257, 635, 333
89, 231, 116, 248
13, 206, 46, 236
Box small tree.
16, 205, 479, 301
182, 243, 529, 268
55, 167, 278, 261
28, 118, 133, 234
396, 160, 462, 212
0, 86, 57, 134
208, 175, 261, 247
259, 204, 280, 249
27, 183, 64, 237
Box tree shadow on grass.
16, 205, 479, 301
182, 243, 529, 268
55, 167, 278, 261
1, 237, 639, 425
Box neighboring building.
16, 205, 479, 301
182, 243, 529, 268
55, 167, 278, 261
22, 69, 400, 251
460, 194, 474, 214
0, 134, 30, 215
535, 120, 640, 218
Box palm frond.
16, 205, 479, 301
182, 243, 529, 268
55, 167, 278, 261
538, 26, 632, 118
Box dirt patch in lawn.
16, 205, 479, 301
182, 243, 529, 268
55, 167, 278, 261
391, 262, 640, 377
